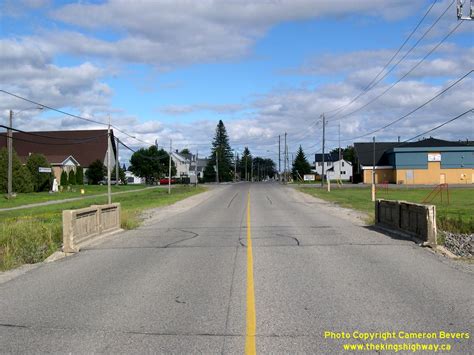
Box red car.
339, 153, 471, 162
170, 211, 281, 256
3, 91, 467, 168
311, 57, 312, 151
159, 178, 177, 185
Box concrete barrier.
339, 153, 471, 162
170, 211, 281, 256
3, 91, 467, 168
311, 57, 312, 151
375, 199, 437, 245
63, 203, 121, 252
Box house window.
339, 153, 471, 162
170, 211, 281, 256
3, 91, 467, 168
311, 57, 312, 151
318, 162, 322, 166
327, 162, 332, 167
342, 162, 345, 167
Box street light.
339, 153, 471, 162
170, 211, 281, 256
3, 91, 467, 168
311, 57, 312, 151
6, 106, 43, 199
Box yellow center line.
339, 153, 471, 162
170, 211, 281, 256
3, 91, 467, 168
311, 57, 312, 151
245, 191, 257, 355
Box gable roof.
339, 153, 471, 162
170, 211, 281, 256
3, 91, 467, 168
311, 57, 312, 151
0, 129, 115, 167
314, 152, 339, 163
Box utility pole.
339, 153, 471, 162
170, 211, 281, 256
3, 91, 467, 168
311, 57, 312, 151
115, 137, 120, 186
234, 151, 237, 182
338, 122, 341, 182
372, 136, 376, 202
321, 114, 326, 187
457, 0, 474, 20
216, 150, 219, 184
7, 110, 13, 199
245, 155, 248, 182
284, 132, 287, 183
278, 135, 281, 182
250, 157, 253, 182
195, 150, 198, 187
107, 116, 112, 204
168, 139, 172, 194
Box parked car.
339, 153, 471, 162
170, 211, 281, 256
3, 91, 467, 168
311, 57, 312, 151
159, 178, 177, 185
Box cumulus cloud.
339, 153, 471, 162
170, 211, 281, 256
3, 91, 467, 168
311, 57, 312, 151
43, 0, 421, 67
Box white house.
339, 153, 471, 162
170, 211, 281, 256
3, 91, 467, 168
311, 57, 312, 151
171, 150, 192, 177
314, 153, 353, 181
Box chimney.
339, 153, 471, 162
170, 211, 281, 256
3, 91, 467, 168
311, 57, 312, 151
397, 136, 400, 143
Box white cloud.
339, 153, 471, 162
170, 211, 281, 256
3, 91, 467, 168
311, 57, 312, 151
43, 0, 421, 67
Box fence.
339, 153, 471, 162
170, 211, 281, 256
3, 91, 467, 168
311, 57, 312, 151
375, 199, 437, 245
63, 203, 121, 252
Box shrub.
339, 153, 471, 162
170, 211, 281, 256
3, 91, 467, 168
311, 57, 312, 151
0, 147, 34, 193
26, 153, 51, 192
86, 160, 105, 184
76, 166, 84, 185
60, 170, 68, 186
68, 170, 76, 185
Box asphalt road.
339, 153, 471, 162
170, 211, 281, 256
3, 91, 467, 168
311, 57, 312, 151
0, 182, 472, 353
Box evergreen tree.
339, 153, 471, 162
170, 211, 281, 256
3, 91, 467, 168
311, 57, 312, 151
239, 147, 252, 181
179, 148, 190, 155
68, 170, 76, 185
26, 153, 51, 192
0, 148, 34, 193
85, 160, 105, 185
203, 120, 234, 182
16, 165, 34, 192
76, 166, 84, 185
292, 145, 312, 181
60, 170, 68, 186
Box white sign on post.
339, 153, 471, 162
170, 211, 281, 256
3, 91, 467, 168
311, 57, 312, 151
303, 174, 315, 181
38, 167, 52, 173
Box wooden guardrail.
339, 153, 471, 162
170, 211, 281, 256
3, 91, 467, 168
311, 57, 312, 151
375, 199, 437, 245
62, 203, 121, 252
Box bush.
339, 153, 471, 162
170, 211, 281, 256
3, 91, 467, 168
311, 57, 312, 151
26, 153, 51, 192
68, 170, 76, 185
60, 170, 68, 186
0, 147, 34, 193
14, 165, 34, 193
86, 160, 105, 185
76, 166, 84, 185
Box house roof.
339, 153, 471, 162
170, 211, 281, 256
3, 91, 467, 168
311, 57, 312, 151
402, 137, 469, 148
314, 153, 339, 163
354, 142, 399, 166
0, 129, 115, 167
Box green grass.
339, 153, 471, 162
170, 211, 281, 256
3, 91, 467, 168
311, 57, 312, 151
0, 184, 148, 209
299, 186, 474, 234
0, 186, 206, 271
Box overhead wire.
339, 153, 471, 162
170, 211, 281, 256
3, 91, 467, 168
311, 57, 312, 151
329, 19, 464, 122
325, 0, 440, 117
326, 69, 473, 142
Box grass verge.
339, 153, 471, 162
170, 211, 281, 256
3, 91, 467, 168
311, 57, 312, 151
0, 184, 148, 209
0, 186, 206, 271
299, 186, 474, 234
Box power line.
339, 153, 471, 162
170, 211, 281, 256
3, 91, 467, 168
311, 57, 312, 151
329, 69, 473, 142
352, 108, 473, 156
331, 20, 464, 123
325, 0, 440, 117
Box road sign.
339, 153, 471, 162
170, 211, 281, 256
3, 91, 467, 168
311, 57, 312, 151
303, 174, 315, 181
38, 167, 52, 173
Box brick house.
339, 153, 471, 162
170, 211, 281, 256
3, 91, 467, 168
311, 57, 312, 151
0, 129, 117, 183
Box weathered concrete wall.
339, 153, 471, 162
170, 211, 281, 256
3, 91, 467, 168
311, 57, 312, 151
63, 203, 121, 252
375, 199, 437, 245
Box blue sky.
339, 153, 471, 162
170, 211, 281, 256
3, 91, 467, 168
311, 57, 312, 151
0, 0, 472, 164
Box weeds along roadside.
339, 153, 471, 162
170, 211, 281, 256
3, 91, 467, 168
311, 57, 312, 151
0, 186, 206, 271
